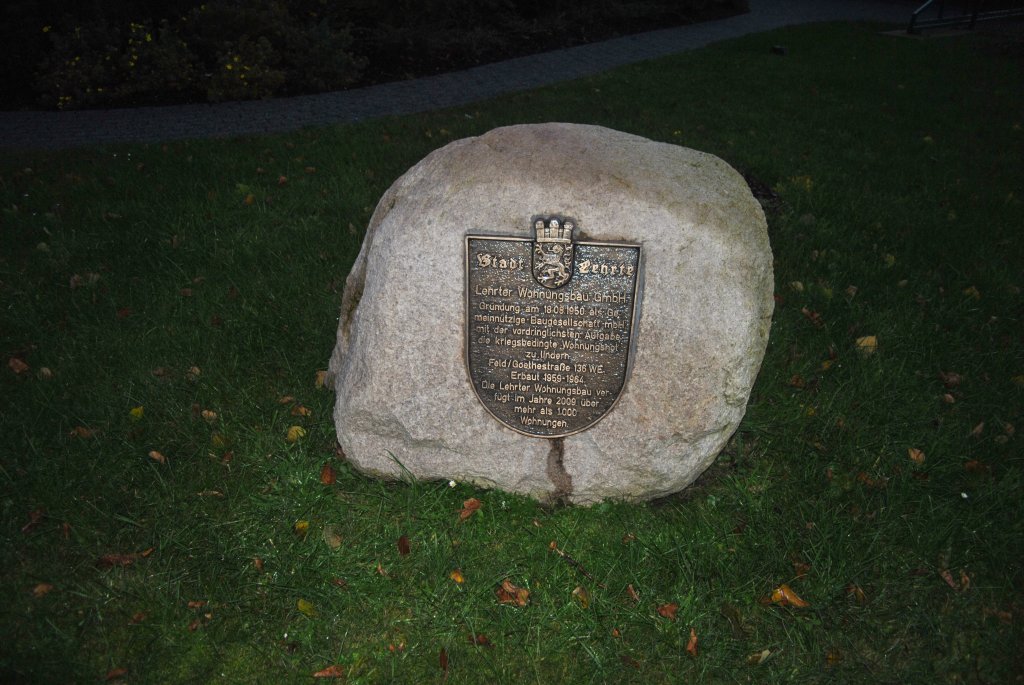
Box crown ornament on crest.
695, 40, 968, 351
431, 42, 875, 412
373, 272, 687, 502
534, 217, 574, 244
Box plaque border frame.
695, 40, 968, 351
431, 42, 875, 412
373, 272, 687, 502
464, 233, 644, 439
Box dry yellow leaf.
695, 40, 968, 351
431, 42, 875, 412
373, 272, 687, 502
297, 598, 316, 617
294, 520, 309, 537
449, 569, 465, 584
572, 585, 590, 609
286, 425, 306, 442
747, 649, 771, 665
129, 406, 144, 420
855, 336, 877, 356
315, 370, 328, 389
763, 583, 810, 608
201, 409, 217, 423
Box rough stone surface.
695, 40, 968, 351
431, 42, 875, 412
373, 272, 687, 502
328, 123, 773, 503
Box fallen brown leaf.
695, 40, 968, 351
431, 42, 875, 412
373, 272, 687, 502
791, 558, 812, 578
686, 627, 698, 657
940, 568, 959, 589
761, 583, 810, 608
319, 463, 336, 485
32, 582, 54, 598
969, 421, 985, 438
449, 569, 465, 584
148, 450, 166, 464
908, 447, 926, 465
459, 497, 482, 521
278, 395, 296, 404
21, 508, 44, 534
856, 471, 887, 489
845, 583, 867, 604
105, 667, 128, 681
439, 648, 449, 678
620, 654, 640, 669
496, 579, 529, 606
657, 602, 679, 620
97, 551, 147, 569
187, 600, 207, 609
69, 426, 96, 439
626, 584, 640, 603
291, 404, 312, 417
939, 371, 962, 388
129, 612, 146, 624
8, 357, 29, 374
572, 585, 590, 609
322, 524, 342, 550
801, 306, 824, 328
467, 633, 493, 647
253, 557, 264, 573
200, 409, 217, 423
965, 459, 991, 474
315, 370, 328, 389
397, 534, 411, 556
312, 665, 345, 679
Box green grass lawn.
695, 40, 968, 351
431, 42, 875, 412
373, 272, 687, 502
2, 22, 1022, 684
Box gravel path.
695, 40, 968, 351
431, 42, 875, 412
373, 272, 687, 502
0, 0, 911, 151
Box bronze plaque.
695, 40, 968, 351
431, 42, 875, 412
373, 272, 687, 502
465, 217, 642, 437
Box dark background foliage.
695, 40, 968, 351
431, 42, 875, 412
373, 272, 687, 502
1, 0, 748, 110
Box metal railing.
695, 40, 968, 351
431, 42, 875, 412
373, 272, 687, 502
908, 0, 1024, 33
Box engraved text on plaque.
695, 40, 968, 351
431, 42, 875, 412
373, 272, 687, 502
465, 217, 641, 437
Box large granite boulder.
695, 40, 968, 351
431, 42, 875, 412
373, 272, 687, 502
327, 123, 773, 504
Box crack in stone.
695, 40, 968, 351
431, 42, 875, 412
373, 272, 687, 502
545, 437, 573, 504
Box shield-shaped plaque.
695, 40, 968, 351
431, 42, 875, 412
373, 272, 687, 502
465, 217, 642, 438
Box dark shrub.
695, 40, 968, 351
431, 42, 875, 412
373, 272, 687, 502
32, 0, 364, 109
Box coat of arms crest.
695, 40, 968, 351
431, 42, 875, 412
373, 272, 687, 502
532, 217, 574, 288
